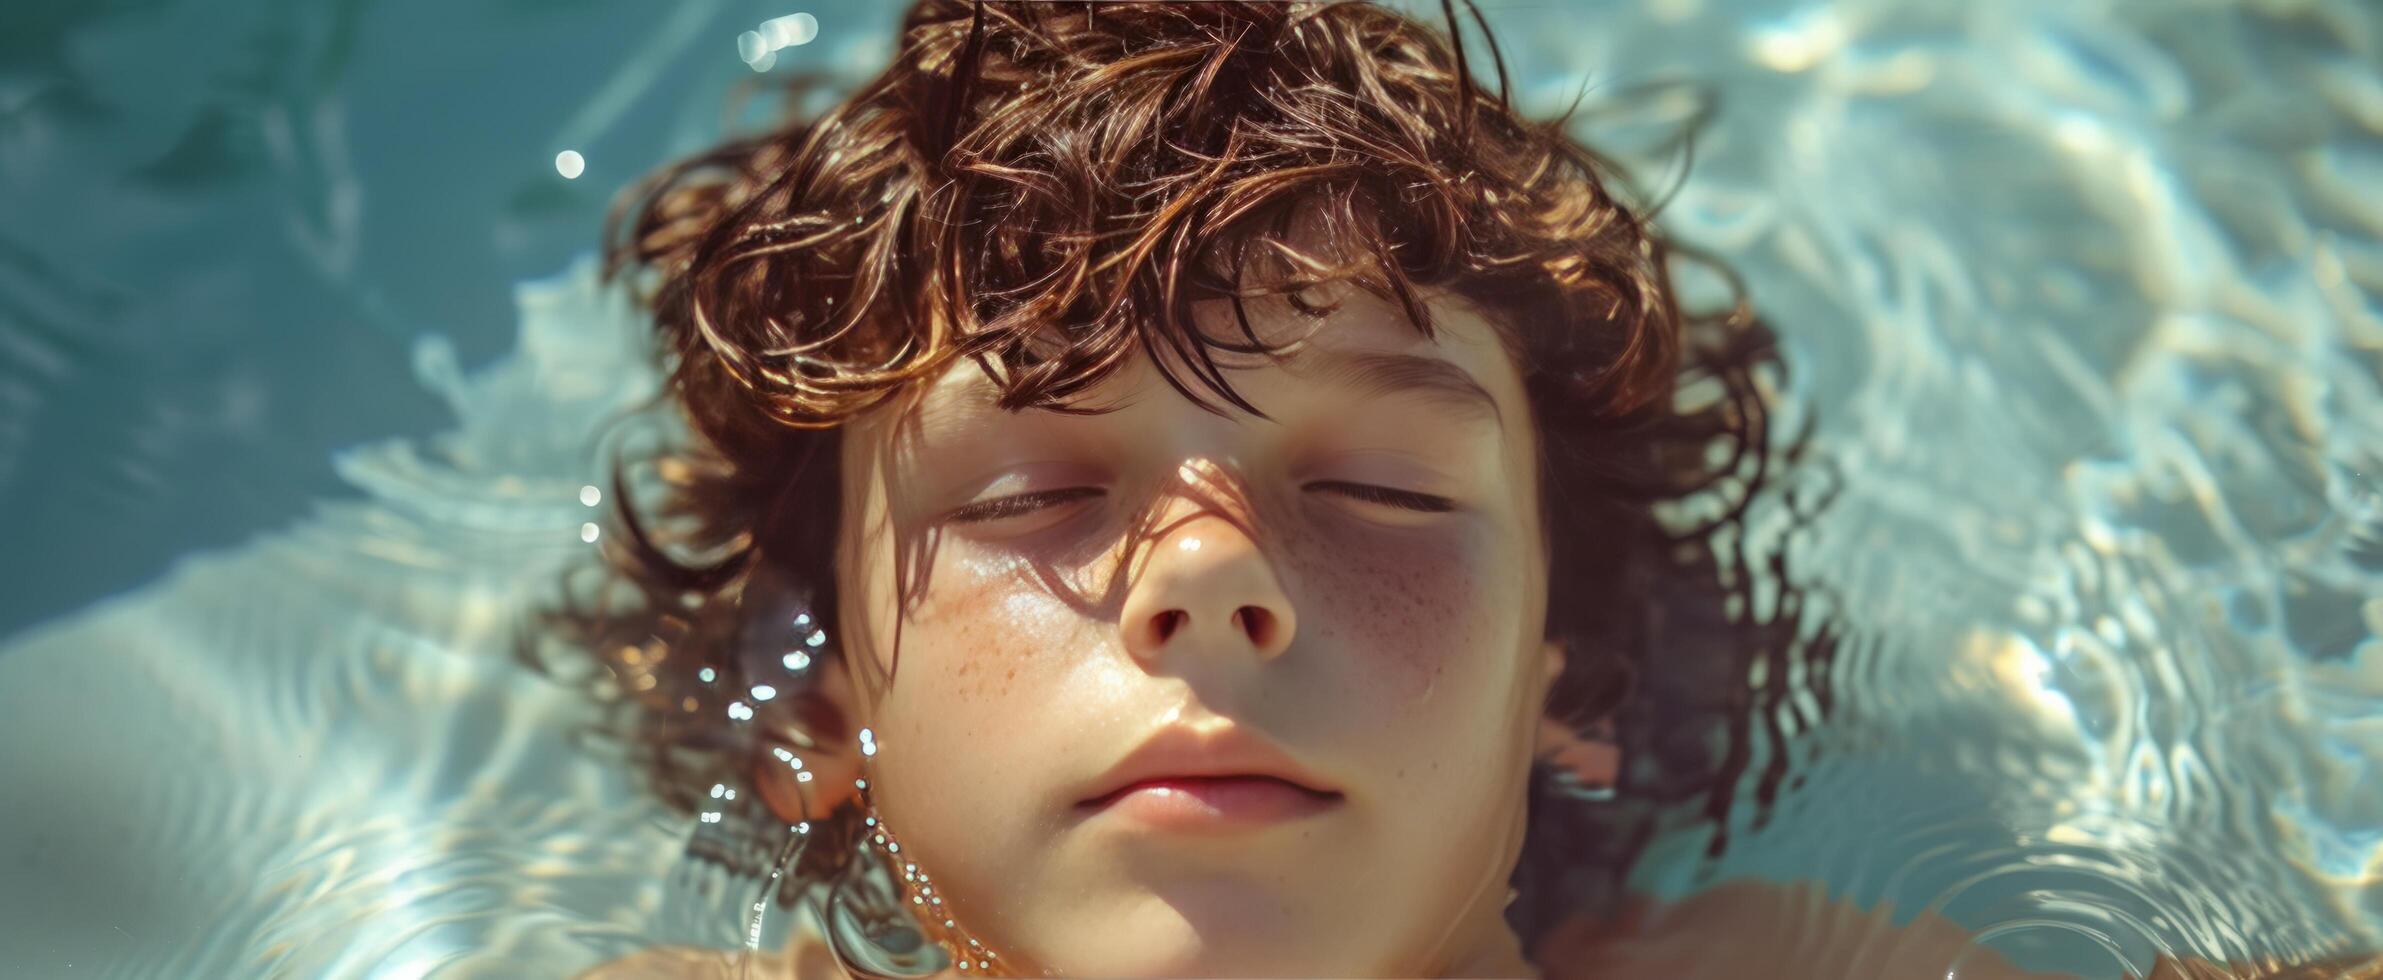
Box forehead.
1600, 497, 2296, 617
911, 281, 1521, 428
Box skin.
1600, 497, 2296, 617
582, 877, 2364, 980
579, 279, 2374, 980
765, 271, 1565, 978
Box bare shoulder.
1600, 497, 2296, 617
574, 945, 745, 980
2134, 950, 2383, 979
1533, 880, 2376, 980
574, 923, 856, 980
1531, 879, 2059, 980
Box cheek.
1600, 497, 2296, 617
885, 549, 1076, 703
1280, 516, 1511, 705
859, 561, 1040, 854
863, 545, 1098, 808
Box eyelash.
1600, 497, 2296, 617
946, 482, 1453, 524
1309, 481, 1456, 513
948, 487, 1104, 524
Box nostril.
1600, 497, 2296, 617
1154, 609, 1187, 643
1233, 606, 1276, 649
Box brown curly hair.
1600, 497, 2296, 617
530, 0, 1823, 961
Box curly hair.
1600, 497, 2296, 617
530, 0, 1821, 963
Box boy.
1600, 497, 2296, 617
558, 2, 2368, 976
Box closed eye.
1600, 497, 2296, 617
949, 482, 1453, 523
1306, 481, 1455, 512
947, 487, 1104, 524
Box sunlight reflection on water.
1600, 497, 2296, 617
0, 0, 2375, 976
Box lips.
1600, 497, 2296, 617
1079, 775, 1341, 830
1082, 774, 1330, 809
1073, 724, 1342, 830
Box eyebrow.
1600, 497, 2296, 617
1295, 349, 1504, 425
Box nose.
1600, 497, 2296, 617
1117, 460, 1298, 665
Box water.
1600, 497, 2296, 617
1, 0, 2376, 976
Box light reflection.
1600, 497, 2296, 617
761, 13, 818, 49
1748, 10, 1846, 73
738, 12, 818, 73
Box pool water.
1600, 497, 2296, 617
1, 0, 2376, 976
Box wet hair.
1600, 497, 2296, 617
529, 0, 1822, 966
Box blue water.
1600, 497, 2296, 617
1, 0, 2376, 976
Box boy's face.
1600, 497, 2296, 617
827, 273, 1559, 975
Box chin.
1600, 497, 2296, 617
1043, 901, 1361, 979
1071, 942, 1334, 980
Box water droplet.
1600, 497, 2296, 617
751, 684, 777, 701
699, 667, 717, 683
580, 522, 600, 543
761, 12, 818, 48
555, 150, 586, 179
783, 650, 812, 671
579, 485, 602, 506
736, 29, 767, 64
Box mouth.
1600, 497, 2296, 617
1076, 775, 1343, 831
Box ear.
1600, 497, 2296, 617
752, 652, 865, 825
1540, 638, 1566, 691
1533, 639, 1620, 790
